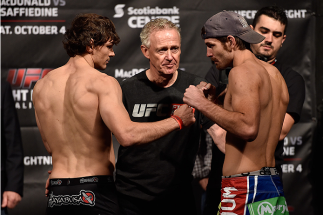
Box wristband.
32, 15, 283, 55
171, 115, 183, 130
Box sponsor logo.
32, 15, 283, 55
115, 68, 144, 78
221, 187, 238, 211
6, 68, 52, 89
132, 103, 194, 117
113, 4, 180, 28
51, 180, 62, 186
80, 177, 98, 183
6, 68, 52, 109
48, 190, 95, 208
113, 4, 125, 18
247, 197, 289, 215
232, 9, 307, 19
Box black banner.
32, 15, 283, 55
1, 0, 317, 214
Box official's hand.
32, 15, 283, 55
45, 170, 52, 197
199, 178, 209, 191
173, 104, 196, 128
1, 191, 21, 209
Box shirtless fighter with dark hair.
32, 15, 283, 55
33, 13, 195, 215
184, 11, 290, 214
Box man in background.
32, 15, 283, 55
1, 80, 24, 215
250, 5, 305, 178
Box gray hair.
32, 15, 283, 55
140, 18, 181, 48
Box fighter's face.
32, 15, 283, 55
205, 38, 232, 70
141, 29, 181, 76
92, 40, 115, 70
250, 15, 286, 61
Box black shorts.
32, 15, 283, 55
118, 183, 197, 215
46, 175, 120, 215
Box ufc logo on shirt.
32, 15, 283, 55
132, 103, 188, 117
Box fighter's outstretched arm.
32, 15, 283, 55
97, 76, 195, 147
184, 68, 261, 142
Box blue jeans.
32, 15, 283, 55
1, 208, 8, 215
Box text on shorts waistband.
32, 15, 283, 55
49, 175, 114, 186
222, 167, 279, 178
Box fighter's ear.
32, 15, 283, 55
141, 45, 150, 59
86, 38, 95, 54
227, 35, 236, 48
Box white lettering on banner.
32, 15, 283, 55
0, 25, 12, 34
282, 164, 303, 173
0, 0, 50, 6
12, 90, 34, 109
24, 156, 52, 165
15, 101, 33, 109
14, 25, 58, 34
113, 4, 180, 28
285, 9, 306, 18
128, 6, 179, 15
1, 7, 58, 17
283, 146, 295, 156
128, 16, 180, 28
283, 136, 302, 146
232, 9, 307, 19
233, 10, 257, 19
0, 0, 66, 6
12, 89, 29, 101
115, 68, 144, 78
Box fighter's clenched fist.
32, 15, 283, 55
183, 85, 208, 110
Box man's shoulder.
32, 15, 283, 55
274, 61, 304, 80
178, 69, 206, 84
120, 69, 147, 87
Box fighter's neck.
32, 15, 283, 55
232, 49, 255, 67
146, 69, 178, 88
69, 54, 94, 68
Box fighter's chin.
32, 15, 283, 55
215, 64, 226, 70
94, 64, 107, 71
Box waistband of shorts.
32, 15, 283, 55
222, 167, 279, 178
49, 175, 114, 186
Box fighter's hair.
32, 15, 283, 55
140, 18, 181, 48
252, 6, 288, 34
63, 13, 120, 57
216, 36, 249, 51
